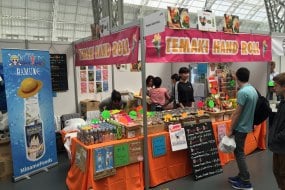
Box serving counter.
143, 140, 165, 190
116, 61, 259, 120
66, 120, 266, 189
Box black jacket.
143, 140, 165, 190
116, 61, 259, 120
268, 100, 285, 154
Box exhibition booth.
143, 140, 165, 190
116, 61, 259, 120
64, 19, 271, 190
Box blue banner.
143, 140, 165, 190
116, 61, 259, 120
2, 49, 58, 180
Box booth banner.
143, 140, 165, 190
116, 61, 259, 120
2, 49, 58, 180
146, 28, 272, 63
75, 26, 139, 66
271, 35, 285, 56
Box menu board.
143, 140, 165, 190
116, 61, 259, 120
50, 54, 68, 91
183, 120, 223, 180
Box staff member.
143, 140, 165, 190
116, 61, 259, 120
175, 67, 194, 108
99, 90, 127, 112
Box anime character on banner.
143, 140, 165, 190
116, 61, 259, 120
17, 77, 45, 161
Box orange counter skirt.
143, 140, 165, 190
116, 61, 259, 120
211, 120, 267, 166
66, 120, 266, 189
66, 138, 144, 190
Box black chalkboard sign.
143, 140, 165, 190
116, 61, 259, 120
183, 120, 223, 180
50, 54, 68, 91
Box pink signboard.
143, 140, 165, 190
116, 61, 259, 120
75, 26, 139, 66
146, 28, 272, 63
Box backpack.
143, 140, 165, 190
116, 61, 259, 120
253, 90, 272, 126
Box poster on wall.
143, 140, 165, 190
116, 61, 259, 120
1, 49, 58, 181
223, 14, 240, 33
167, 7, 190, 29
130, 61, 142, 72
99, 16, 110, 37
79, 66, 109, 94
197, 11, 216, 32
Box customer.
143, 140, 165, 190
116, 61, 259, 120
175, 67, 194, 108
269, 72, 285, 190
227, 67, 258, 190
149, 77, 170, 111
99, 90, 127, 112
268, 61, 279, 100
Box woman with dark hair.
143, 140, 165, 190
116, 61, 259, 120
175, 67, 194, 108
139, 75, 154, 96
149, 77, 170, 111
164, 73, 180, 109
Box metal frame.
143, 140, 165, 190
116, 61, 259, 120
264, 0, 285, 32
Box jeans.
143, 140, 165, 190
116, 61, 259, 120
234, 131, 250, 182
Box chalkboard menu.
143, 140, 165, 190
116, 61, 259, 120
50, 54, 68, 91
183, 120, 223, 180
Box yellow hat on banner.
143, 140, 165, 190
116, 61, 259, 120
17, 77, 43, 98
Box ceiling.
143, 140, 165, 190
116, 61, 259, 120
0, 0, 270, 42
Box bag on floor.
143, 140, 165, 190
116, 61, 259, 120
253, 90, 271, 126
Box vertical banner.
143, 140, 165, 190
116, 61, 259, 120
2, 49, 58, 180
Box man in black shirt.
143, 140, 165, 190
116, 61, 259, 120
175, 67, 194, 108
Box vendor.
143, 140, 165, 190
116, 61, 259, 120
99, 90, 127, 112
175, 67, 194, 108
139, 75, 154, 96
149, 77, 170, 111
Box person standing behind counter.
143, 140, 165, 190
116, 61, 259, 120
175, 67, 194, 108
99, 90, 127, 112
139, 75, 154, 96
149, 77, 170, 111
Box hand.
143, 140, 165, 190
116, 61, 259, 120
227, 128, 233, 137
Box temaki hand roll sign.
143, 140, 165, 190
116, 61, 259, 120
2, 49, 58, 181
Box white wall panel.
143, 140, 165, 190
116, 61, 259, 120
28, 41, 77, 116
229, 62, 268, 96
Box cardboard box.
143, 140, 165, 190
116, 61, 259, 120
0, 142, 12, 181
147, 123, 165, 134
0, 141, 11, 158
122, 122, 142, 139
80, 99, 100, 117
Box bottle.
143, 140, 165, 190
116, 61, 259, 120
24, 94, 45, 161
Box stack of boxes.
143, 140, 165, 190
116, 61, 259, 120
80, 99, 100, 119
0, 142, 12, 181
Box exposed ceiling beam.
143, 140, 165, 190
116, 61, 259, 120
204, 0, 216, 10
51, 0, 59, 41
25, 0, 28, 39
0, 0, 2, 38
72, 0, 79, 41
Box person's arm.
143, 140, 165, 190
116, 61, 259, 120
99, 98, 110, 112
274, 123, 285, 143
227, 104, 243, 136
175, 82, 181, 107
190, 82, 195, 107
165, 88, 170, 100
